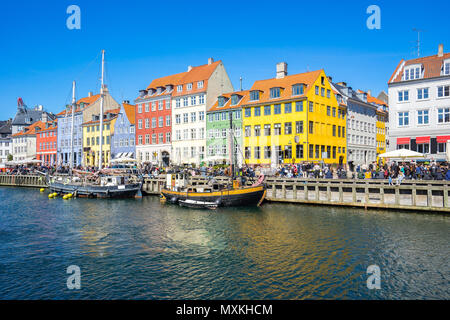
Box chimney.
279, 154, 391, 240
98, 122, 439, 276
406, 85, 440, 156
276, 62, 288, 79
367, 90, 372, 97
438, 44, 444, 57
188, 65, 193, 72
208, 57, 214, 65
139, 89, 148, 97
122, 100, 130, 104
42, 112, 48, 123
337, 82, 347, 87
327, 76, 333, 83
88, 91, 93, 97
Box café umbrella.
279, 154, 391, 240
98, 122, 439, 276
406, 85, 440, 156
378, 149, 425, 160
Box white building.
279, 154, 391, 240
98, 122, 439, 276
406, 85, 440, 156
11, 121, 43, 161
0, 120, 12, 164
332, 82, 378, 169
388, 44, 450, 161
171, 58, 233, 166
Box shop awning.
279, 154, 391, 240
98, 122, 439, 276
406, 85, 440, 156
415, 136, 430, 144
397, 137, 410, 145
437, 135, 450, 143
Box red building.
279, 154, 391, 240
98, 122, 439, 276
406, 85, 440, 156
135, 72, 186, 166
36, 120, 58, 165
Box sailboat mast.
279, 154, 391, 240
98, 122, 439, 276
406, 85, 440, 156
229, 110, 235, 179
70, 80, 76, 169
99, 50, 105, 170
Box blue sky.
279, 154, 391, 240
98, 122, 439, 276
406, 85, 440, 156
1, 0, 449, 119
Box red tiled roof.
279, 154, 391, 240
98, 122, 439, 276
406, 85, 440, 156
242, 70, 323, 106
57, 94, 100, 116
123, 103, 135, 125
389, 53, 450, 84
209, 90, 250, 112
12, 120, 45, 137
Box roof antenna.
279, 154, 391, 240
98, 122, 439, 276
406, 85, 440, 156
240, 77, 243, 91
412, 28, 425, 58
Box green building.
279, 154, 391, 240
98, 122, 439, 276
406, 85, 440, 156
206, 90, 248, 166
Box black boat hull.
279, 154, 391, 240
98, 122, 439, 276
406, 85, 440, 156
48, 181, 142, 198
161, 185, 266, 207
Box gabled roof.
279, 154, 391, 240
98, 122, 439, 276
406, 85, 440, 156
389, 52, 450, 84
35, 120, 58, 133
172, 61, 222, 97
12, 120, 45, 137
123, 103, 136, 125
57, 94, 101, 116
243, 70, 323, 106
0, 119, 12, 134
81, 108, 120, 126
209, 90, 250, 112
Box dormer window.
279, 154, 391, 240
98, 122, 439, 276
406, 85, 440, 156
250, 91, 260, 101
292, 84, 304, 96
403, 65, 422, 80
270, 87, 281, 99
218, 96, 227, 107
231, 94, 240, 106
443, 61, 450, 75
197, 81, 204, 89
177, 85, 183, 92
166, 85, 173, 92
187, 83, 193, 91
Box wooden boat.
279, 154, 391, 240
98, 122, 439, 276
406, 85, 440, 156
178, 199, 218, 210
161, 173, 266, 207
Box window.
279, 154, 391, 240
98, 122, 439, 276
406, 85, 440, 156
417, 88, 429, 100
309, 144, 314, 158
327, 90, 331, 98
250, 91, 260, 101
438, 142, 447, 153
138, 135, 142, 145
166, 115, 171, 126
152, 118, 157, 128
191, 112, 196, 122
186, 83, 192, 91
264, 105, 271, 115
254, 125, 261, 136
231, 95, 239, 105
270, 87, 280, 99
309, 121, 314, 134
145, 118, 149, 129
254, 146, 261, 159
437, 86, 450, 98
176, 99, 181, 108
197, 81, 204, 89
152, 134, 156, 144
175, 114, 181, 124
254, 106, 261, 116
284, 122, 292, 135
327, 106, 331, 116
245, 147, 251, 159
158, 133, 164, 144
152, 102, 156, 111
245, 108, 251, 117
138, 104, 142, 113
190, 96, 196, 106
145, 134, 150, 144
292, 84, 304, 96
183, 97, 188, 107
417, 143, 430, 154
398, 90, 409, 102
199, 111, 205, 121
296, 144, 304, 159
438, 108, 450, 123
138, 119, 143, 129
159, 116, 163, 127
284, 103, 292, 113
404, 67, 421, 80
398, 112, 409, 126
177, 85, 182, 92
296, 101, 303, 112
264, 146, 271, 159
321, 87, 325, 97
183, 113, 188, 123
199, 95, 205, 104
417, 110, 429, 125
284, 146, 292, 159
315, 86, 319, 95
274, 123, 281, 135
191, 128, 196, 139
309, 101, 314, 112
245, 126, 251, 137
264, 124, 271, 136
295, 121, 303, 134
332, 125, 336, 136
274, 104, 281, 114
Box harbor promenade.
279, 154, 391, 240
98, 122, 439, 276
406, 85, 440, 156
1, 174, 449, 213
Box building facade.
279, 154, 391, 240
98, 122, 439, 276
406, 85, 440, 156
57, 93, 100, 167
0, 120, 12, 164
331, 83, 378, 169
171, 58, 234, 166
82, 109, 118, 167
135, 73, 185, 166
242, 63, 347, 167
111, 102, 136, 160
11, 100, 54, 135
388, 44, 450, 161
36, 120, 58, 165
11, 121, 43, 161
206, 91, 247, 166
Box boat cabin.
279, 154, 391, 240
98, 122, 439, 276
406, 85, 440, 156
100, 175, 127, 187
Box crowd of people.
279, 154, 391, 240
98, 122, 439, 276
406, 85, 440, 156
2, 161, 450, 183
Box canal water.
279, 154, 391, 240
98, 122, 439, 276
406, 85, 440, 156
0, 186, 449, 299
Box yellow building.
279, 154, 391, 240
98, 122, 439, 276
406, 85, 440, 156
242, 64, 347, 167
82, 109, 119, 167
376, 109, 388, 155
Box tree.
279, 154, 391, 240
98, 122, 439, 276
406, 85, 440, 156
7, 154, 13, 161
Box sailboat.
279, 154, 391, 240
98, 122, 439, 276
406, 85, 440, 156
47, 50, 142, 198
161, 107, 266, 208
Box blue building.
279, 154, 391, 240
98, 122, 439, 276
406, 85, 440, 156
57, 94, 100, 166
111, 102, 136, 160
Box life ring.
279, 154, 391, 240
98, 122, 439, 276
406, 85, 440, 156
252, 174, 265, 187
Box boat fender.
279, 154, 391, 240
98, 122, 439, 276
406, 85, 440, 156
215, 198, 222, 206
170, 197, 178, 204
